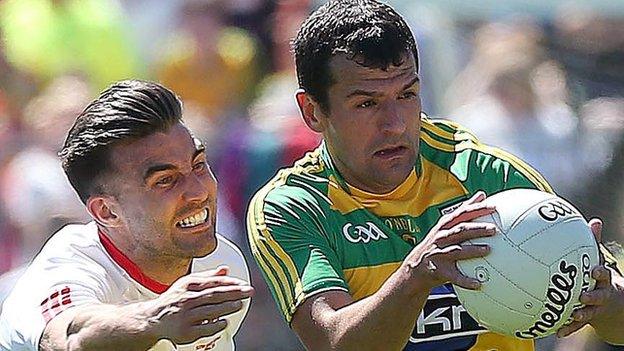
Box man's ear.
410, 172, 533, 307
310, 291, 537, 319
86, 196, 123, 228
295, 89, 326, 133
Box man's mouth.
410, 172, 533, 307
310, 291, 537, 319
374, 145, 409, 158
176, 208, 209, 228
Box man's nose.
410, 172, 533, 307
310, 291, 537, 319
379, 103, 407, 135
182, 172, 211, 203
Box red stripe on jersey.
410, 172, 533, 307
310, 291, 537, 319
41, 286, 72, 323
98, 230, 170, 294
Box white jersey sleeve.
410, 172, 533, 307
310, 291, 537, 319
0, 226, 109, 351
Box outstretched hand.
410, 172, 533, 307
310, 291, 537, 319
146, 266, 254, 345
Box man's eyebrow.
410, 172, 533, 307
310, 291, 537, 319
143, 146, 207, 181
143, 163, 177, 182
346, 76, 420, 99
346, 89, 381, 99
401, 76, 420, 90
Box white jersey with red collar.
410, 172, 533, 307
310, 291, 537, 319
0, 222, 250, 351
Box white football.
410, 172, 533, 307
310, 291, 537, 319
453, 188, 599, 339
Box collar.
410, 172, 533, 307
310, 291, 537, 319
320, 141, 422, 198
98, 230, 170, 294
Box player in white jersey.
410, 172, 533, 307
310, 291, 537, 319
0, 224, 249, 351
0, 80, 254, 350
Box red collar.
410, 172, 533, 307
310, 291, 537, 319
98, 230, 170, 294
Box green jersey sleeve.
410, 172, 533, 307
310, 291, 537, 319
247, 184, 349, 323
459, 144, 554, 195
420, 117, 554, 195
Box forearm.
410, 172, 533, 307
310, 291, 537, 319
42, 302, 159, 351
320, 266, 428, 351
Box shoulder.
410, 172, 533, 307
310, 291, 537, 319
419, 114, 553, 193
4, 223, 111, 298
0, 223, 109, 351
248, 146, 329, 220
24, 222, 103, 271
419, 114, 480, 155
3, 222, 114, 309
34, 222, 111, 276
214, 234, 247, 269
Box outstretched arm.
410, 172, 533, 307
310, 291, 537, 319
39, 267, 253, 351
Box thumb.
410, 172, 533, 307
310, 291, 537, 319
589, 218, 603, 243
191, 265, 230, 278
214, 265, 229, 276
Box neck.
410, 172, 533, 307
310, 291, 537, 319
328, 150, 406, 195
98, 227, 191, 288
131, 251, 191, 287
342, 168, 399, 194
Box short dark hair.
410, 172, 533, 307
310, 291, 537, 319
59, 80, 182, 203
293, 0, 418, 111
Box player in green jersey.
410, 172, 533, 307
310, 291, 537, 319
247, 1, 624, 350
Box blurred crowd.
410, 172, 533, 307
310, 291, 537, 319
0, 0, 623, 350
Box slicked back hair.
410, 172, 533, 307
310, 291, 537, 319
293, 0, 418, 112
59, 80, 182, 203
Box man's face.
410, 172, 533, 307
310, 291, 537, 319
107, 123, 217, 260
318, 52, 421, 193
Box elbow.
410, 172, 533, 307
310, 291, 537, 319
302, 332, 356, 351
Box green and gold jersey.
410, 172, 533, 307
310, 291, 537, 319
247, 115, 554, 351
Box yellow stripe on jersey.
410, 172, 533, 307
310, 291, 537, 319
328, 157, 468, 218
247, 204, 292, 317
327, 174, 365, 214
421, 117, 479, 143
473, 332, 534, 351
421, 123, 553, 194
421, 117, 457, 140
343, 261, 402, 301
421, 131, 457, 152
247, 152, 325, 321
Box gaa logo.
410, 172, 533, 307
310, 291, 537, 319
342, 222, 388, 244
538, 200, 578, 222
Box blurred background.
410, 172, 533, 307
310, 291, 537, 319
0, 0, 623, 350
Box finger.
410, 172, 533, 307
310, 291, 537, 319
445, 267, 482, 290
186, 275, 250, 292
187, 285, 254, 309
437, 223, 497, 246
557, 320, 588, 338
441, 203, 496, 230
592, 265, 612, 288
459, 191, 486, 206
434, 244, 491, 261
588, 218, 603, 243
214, 266, 229, 276
580, 287, 610, 306
571, 305, 600, 323
187, 300, 244, 325
188, 319, 228, 340
193, 266, 230, 278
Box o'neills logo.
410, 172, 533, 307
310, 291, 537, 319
515, 259, 578, 339
569, 254, 592, 317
